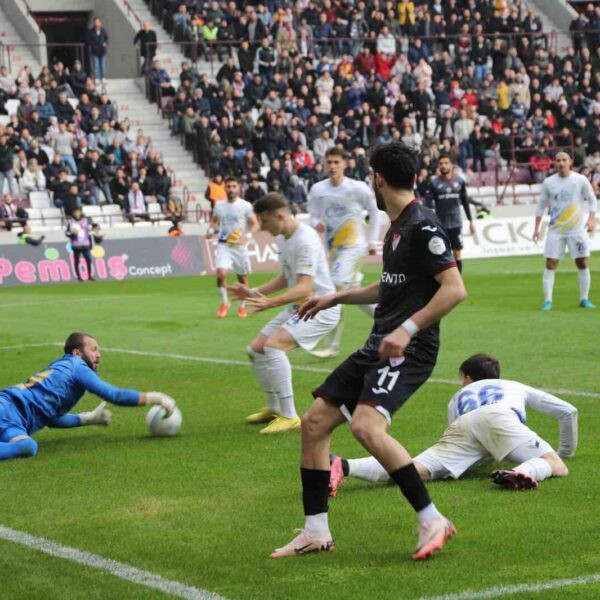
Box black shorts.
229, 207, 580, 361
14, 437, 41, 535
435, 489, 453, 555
446, 227, 463, 250
312, 349, 434, 422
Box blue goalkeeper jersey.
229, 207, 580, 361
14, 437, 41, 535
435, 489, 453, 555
1, 354, 140, 434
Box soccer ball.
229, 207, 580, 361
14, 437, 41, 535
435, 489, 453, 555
70, 223, 81, 235
145, 405, 182, 437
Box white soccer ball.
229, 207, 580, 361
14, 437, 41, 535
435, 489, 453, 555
145, 405, 182, 437
70, 223, 81, 235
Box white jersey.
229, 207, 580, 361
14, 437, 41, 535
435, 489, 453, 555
537, 172, 597, 236
448, 378, 578, 456
213, 198, 254, 245
308, 177, 381, 251
276, 222, 336, 298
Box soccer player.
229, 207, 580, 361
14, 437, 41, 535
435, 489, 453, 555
307, 147, 381, 358
0, 332, 177, 461
229, 193, 341, 434
533, 151, 597, 311
329, 353, 576, 494
424, 153, 475, 273
270, 142, 467, 561
206, 176, 259, 318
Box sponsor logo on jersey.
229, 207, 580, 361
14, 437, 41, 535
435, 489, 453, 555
381, 271, 406, 285
421, 225, 438, 232
428, 237, 446, 255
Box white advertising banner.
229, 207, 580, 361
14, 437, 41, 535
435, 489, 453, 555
460, 216, 600, 259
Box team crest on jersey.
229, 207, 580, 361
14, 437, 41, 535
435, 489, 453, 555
392, 232, 401, 251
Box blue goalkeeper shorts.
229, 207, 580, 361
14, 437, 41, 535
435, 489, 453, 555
0, 393, 28, 442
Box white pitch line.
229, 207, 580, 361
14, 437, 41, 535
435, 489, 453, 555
419, 573, 600, 600
0, 526, 227, 600
1, 342, 599, 400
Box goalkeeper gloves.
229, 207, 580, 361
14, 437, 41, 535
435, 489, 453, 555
78, 401, 112, 426
145, 392, 176, 416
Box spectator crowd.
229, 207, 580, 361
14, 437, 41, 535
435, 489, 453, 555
141, 0, 600, 208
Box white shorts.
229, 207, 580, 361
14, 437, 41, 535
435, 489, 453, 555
544, 232, 589, 260
414, 404, 554, 480
260, 304, 341, 351
330, 244, 366, 288
215, 243, 251, 275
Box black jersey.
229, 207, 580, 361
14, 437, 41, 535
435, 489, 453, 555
425, 175, 472, 230
365, 201, 456, 362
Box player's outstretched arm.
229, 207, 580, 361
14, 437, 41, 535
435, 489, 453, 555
228, 274, 287, 301
248, 273, 315, 312
140, 392, 176, 417
47, 402, 112, 428
299, 282, 380, 320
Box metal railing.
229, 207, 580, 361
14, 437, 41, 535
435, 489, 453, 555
122, 0, 143, 27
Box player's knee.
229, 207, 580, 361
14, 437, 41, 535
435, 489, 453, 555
301, 410, 327, 440
15, 437, 38, 457
350, 419, 378, 449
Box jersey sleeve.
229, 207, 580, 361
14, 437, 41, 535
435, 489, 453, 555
413, 218, 457, 275
582, 176, 598, 213
307, 186, 322, 228
447, 395, 459, 424
294, 239, 318, 279
73, 363, 140, 406
523, 385, 578, 458
536, 180, 550, 217
358, 183, 381, 244
459, 181, 473, 221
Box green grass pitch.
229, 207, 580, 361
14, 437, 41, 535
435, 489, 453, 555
0, 253, 599, 599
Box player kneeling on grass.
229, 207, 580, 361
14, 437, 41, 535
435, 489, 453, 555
0, 332, 177, 461
329, 353, 576, 495
228, 193, 341, 434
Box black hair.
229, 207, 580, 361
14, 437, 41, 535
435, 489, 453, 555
224, 176, 238, 183
459, 354, 500, 381
369, 142, 419, 191
64, 332, 95, 354
438, 151, 452, 162
253, 192, 290, 214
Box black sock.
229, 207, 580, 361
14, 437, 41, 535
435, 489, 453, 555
456, 259, 463, 273
389, 463, 431, 512
301, 468, 330, 515
341, 458, 349, 476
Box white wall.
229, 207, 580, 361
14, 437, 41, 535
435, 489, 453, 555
2, 0, 47, 66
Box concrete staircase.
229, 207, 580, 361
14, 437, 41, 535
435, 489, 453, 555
103, 78, 209, 217
0, 5, 42, 76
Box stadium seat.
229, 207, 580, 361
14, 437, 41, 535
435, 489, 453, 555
147, 202, 163, 221
466, 186, 479, 198
513, 184, 532, 197
67, 98, 79, 110
133, 220, 153, 227
478, 186, 498, 199
82, 205, 106, 225
102, 204, 125, 226
0, 115, 10, 126
530, 184, 543, 195
28, 191, 52, 209
5, 99, 19, 116
41, 207, 64, 229
26, 207, 43, 227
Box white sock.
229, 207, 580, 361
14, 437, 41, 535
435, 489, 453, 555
348, 457, 391, 482
305, 513, 330, 538
542, 269, 555, 302
514, 457, 553, 482
263, 346, 296, 418
246, 347, 278, 413
218, 286, 228, 304
417, 502, 443, 524
578, 268, 591, 301
239, 299, 246, 308
358, 303, 377, 317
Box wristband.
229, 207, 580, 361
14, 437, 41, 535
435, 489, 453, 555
401, 318, 419, 337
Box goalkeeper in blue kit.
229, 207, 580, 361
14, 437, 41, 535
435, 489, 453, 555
0, 332, 177, 461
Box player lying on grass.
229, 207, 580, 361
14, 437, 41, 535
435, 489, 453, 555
329, 353, 577, 495
0, 332, 177, 461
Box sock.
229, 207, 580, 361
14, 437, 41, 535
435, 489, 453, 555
239, 299, 246, 308
263, 346, 296, 418
218, 286, 228, 304
0, 438, 38, 460
543, 269, 555, 302
305, 513, 330, 538
514, 457, 553, 482
358, 303, 377, 317
348, 456, 391, 482
578, 268, 591, 301
389, 463, 433, 515
456, 259, 463, 273
247, 346, 278, 413
417, 502, 443, 523
301, 468, 330, 534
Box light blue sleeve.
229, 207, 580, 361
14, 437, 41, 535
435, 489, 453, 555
73, 364, 140, 406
